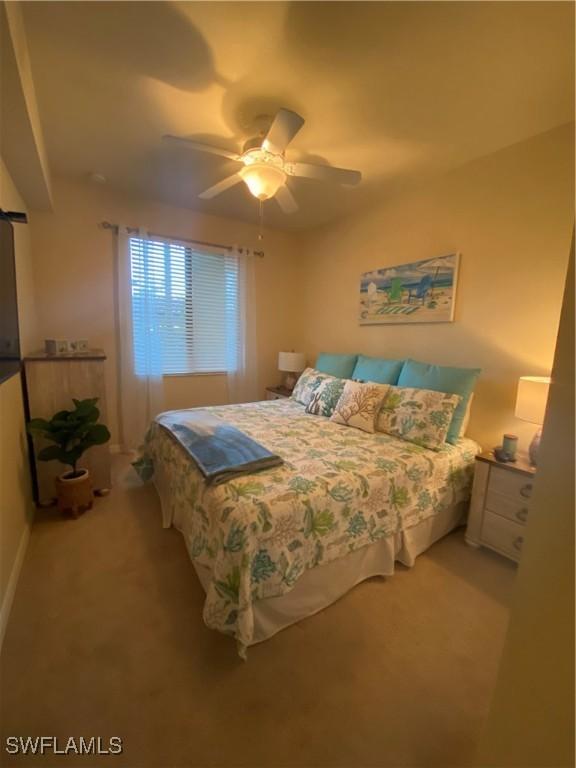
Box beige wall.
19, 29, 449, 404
295, 124, 574, 451
476, 239, 574, 767
0, 375, 34, 634
29, 178, 301, 441
21, 124, 575, 453
0, 156, 37, 641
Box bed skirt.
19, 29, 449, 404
192, 500, 467, 645
153, 456, 467, 646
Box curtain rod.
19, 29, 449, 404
98, 221, 264, 258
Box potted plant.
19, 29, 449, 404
27, 398, 111, 517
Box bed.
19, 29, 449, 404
140, 398, 479, 656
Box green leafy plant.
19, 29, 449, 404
27, 398, 111, 478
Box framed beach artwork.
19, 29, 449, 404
359, 253, 460, 325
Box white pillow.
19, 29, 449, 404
305, 377, 346, 417
291, 368, 333, 407
330, 381, 390, 433
459, 393, 474, 436
376, 385, 462, 451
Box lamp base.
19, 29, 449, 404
283, 372, 298, 391
528, 428, 541, 467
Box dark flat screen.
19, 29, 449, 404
0, 214, 21, 383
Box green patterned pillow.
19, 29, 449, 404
305, 377, 346, 417
376, 385, 461, 450
330, 381, 391, 433
291, 368, 333, 406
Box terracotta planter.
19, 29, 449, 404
55, 468, 93, 518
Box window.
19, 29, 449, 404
129, 236, 239, 375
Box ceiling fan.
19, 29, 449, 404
163, 108, 362, 214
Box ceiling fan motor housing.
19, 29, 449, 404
242, 136, 267, 153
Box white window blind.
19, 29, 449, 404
129, 236, 239, 375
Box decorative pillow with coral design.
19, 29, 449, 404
330, 381, 391, 433
376, 385, 462, 450
305, 377, 347, 417
291, 368, 333, 406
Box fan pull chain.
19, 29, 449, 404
258, 199, 264, 241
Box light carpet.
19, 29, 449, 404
0, 456, 516, 767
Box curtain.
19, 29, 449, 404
116, 226, 165, 451
225, 246, 258, 403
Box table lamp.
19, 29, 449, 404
278, 351, 306, 391
515, 375, 551, 466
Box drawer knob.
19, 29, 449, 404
515, 508, 529, 523
513, 536, 524, 551
519, 483, 533, 499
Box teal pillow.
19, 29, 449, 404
352, 355, 404, 385
315, 353, 358, 379
397, 359, 480, 444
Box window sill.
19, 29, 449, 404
163, 371, 227, 378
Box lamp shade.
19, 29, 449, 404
515, 376, 551, 425
278, 351, 306, 373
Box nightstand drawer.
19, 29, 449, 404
489, 466, 534, 503
482, 511, 525, 561
485, 490, 529, 526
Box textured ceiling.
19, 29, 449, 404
22, 1, 574, 230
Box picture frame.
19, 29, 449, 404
359, 253, 460, 325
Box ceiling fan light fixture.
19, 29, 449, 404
239, 163, 286, 200
167, 107, 361, 211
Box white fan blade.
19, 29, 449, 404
198, 173, 243, 199
287, 161, 361, 186
275, 185, 298, 214
262, 109, 305, 154
163, 135, 241, 162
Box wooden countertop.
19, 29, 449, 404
24, 349, 106, 362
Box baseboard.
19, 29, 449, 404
0, 524, 30, 651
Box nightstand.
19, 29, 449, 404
466, 450, 535, 563
265, 386, 291, 401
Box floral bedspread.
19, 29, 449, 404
137, 399, 479, 653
